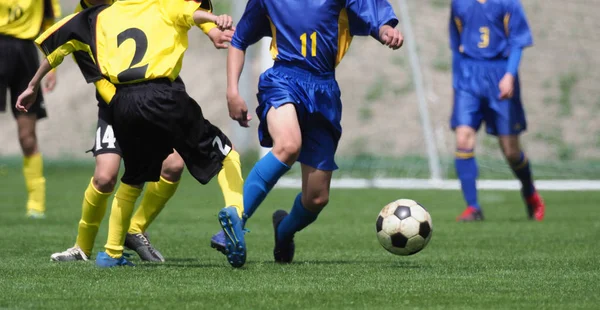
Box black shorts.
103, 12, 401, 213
0, 34, 47, 119
111, 78, 232, 185
88, 92, 123, 156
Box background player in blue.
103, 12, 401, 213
450, 0, 545, 222
216, 0, 403, 263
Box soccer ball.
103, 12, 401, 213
376, 199, 433, 256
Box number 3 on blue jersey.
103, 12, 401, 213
300, 32, 317, 57
478, 26, 489, 48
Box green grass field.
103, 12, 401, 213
1, 162, 599, 309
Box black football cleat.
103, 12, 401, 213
124, 232, 165, 262
272, 210, 295, 263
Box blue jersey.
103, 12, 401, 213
450, 0, 532, 60
231, 0, 398, 74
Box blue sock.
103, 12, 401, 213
510, 152, 535, 197
243, 151, 290, 222
277, 193, 319, 242
455, 149, 480, 209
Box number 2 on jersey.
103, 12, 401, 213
478, 26, 490, 48
116, 28, 149, 82
8, 5, 23, 23
212, 136, 231, 156
300, 32, 317, 57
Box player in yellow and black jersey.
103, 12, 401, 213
48, 0, 237, 264
0, 0, 60, 219
22, 0, 245, 268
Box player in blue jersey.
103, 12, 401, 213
449, 0, 545, 222
213, 0, 403, 263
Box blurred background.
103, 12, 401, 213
1, 0, 598, 182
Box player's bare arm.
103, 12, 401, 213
16, 59, 53, 112
379, 25, 404, 50
193, 11, 233, 30
43, 69, 57, 92
226, 46, 251, 128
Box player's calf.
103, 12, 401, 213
498, 136, 543, 220
16, 115, 39, 156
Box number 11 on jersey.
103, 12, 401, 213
300, 32, 317, 57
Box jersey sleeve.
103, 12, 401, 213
199, 22, 217, 34
35, 7, 105, 82
230, 0, 271, 51
449, 2, 461, 52
505, 0, 533, 49
197, 0, 217, 35
345, 0, 399, 40
164, 0, 213, 30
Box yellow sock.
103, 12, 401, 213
23, 153, 46, 214
128, 176, 180, 234
104, 183, 142, 258
218, 150, 244, 218
75, 178, 113, 256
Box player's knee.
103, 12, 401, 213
272, 140, 301, 163
18, 129, 37, 156
93, 171, 118, 193
455, 130, 475, 150
161, 154, 185, 182
303, 193, 329, 211
502, 147, 521, 163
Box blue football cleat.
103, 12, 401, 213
210, 230, 227, 254
217, 207, 246, 268
211, 227, 249, 255
273, 210, 295, 263
95, 251, 135, 268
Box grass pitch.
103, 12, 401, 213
0, 162, 599, 309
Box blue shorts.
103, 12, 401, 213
451, 57, 527, 136
256, 63, 342, 171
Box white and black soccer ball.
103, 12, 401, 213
376, 199, 433, 256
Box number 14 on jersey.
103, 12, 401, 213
300, 32, 317, 57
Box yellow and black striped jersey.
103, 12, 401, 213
0, 0, 61, 40
52, 0, 217, 102
41, 0, 216, 103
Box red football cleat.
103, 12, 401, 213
525, 192, 545, 221
457, 206, 484, 222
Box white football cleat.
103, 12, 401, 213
50, 246, 89, 262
